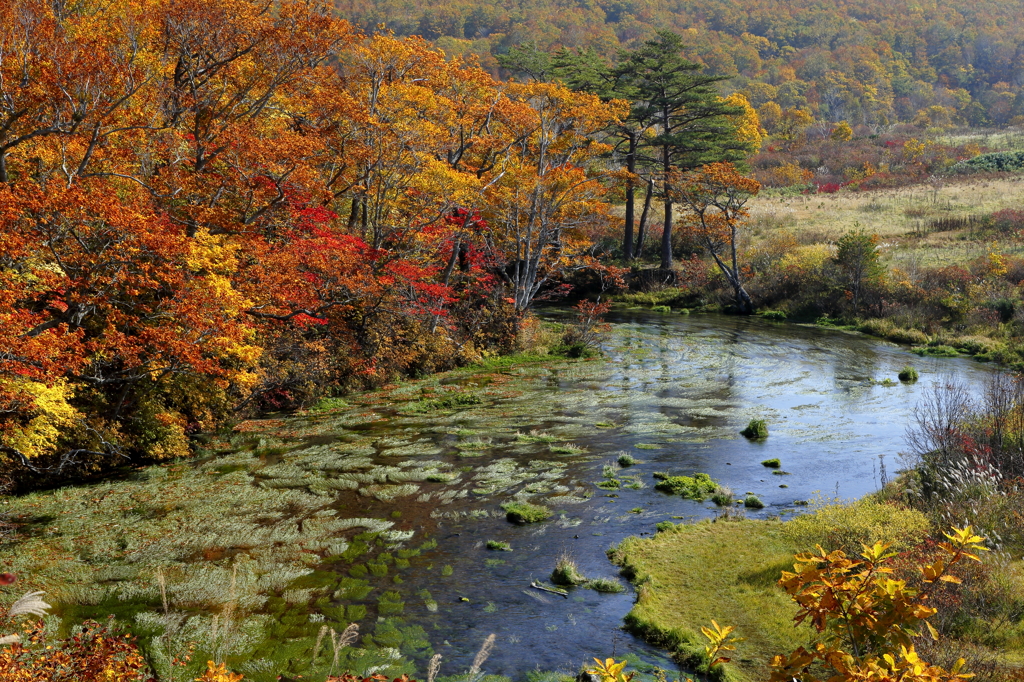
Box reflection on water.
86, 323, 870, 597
311, 311, 997, 679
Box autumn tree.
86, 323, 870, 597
674, 163, 760, 314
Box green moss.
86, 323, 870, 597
761, 458, 781, 468
741, 420, 769, 440
502, 501, 552, 524
654, 473, 719, 501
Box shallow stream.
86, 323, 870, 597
2, 311, 999, 682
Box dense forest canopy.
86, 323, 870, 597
341, 0, 1024, 128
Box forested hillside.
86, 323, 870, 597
341, 0, 1024, 128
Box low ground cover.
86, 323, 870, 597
609, 499, 1023, 682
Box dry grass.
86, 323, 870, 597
748, 176, 1024, 269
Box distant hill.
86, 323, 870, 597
337, 0, 1024, 128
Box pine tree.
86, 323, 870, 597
616, 31, 751, 270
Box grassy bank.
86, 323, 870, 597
607, 499, 1024, 682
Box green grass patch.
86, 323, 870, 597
585, 577, 625, 593
898, 365, 919, 382
551, 551, 587, 586
741, 420, 768, 440
608, 501, 936, 681
654, 473, 719, 502
912, 345, 960, 357
502, 501, 553, 524
515, 430, 558, 444
597, 479, 621, 490
743, 494, 765, 509
610, 519, 807, 682
486, 540, 512, 551
617, 453, 636, 466
761, 458, 781, 468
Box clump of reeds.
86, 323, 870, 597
551, 550, 587, 586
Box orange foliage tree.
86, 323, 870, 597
768, 527, 988, 682
674, 162, 760, 314
0, 0, 622, 479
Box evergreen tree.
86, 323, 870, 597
616, 31, 751, 270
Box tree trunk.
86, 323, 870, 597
623, 132, 636, 260
635, 179, 653, 258
660, 130, 673, 271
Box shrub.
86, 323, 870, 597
551, 551, 587, 585
617, 453, 636, 466
991, 208, 1024, 235
955, 150, 1024, 174
486, 540, 512, 551
654, 473, 719, 501
741, 419, 769, 439
783, 499, 929, 553
898, 366, 919, 382
744, 494, 765, 509
761, 458, 781, 468
502, 501, 552, 524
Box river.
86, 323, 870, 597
2, 311, 999, 682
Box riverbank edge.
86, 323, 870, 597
608, 296, 1021, 369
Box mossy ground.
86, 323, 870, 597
611, 518, 807, 682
